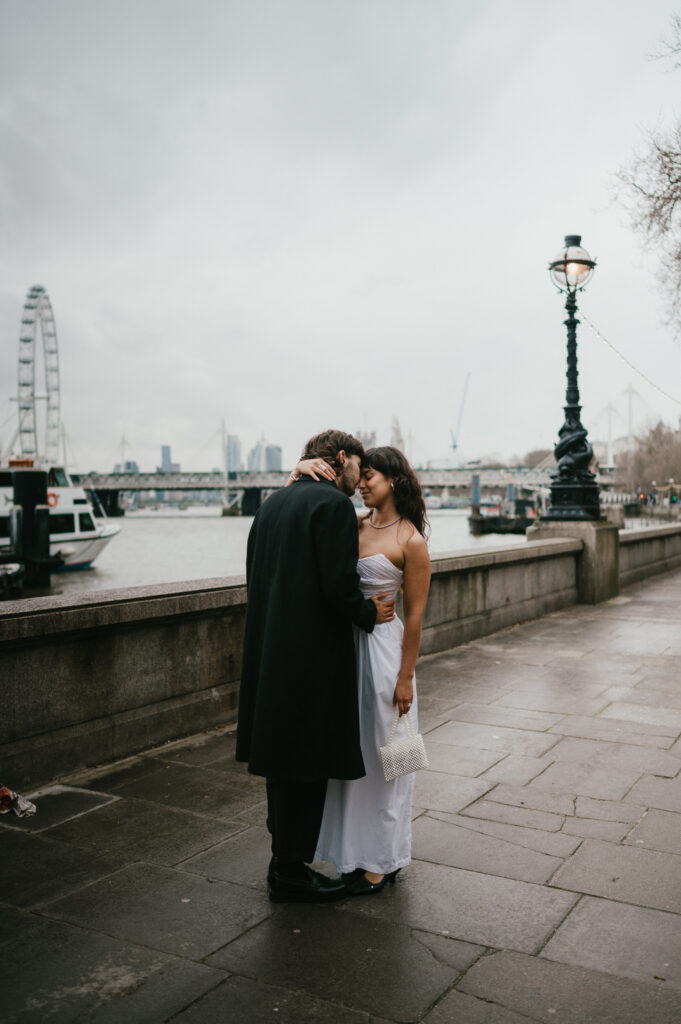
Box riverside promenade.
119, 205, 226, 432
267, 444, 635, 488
3, 568, 681, 1023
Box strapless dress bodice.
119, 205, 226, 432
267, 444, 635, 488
357, 553, 403, 599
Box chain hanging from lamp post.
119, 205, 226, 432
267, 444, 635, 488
542, 235, 602, 521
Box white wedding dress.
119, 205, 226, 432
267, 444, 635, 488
315, 553, 417, 875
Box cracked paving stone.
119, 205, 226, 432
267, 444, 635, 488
550, 837, 681, 913
0, 830, 126, 909
626, 808, 681, 855
542, 895, 681, 990
427, 810, 581, 857
169, 974, 394, 1023
46, 795, 245, 866
459, 948, 681, 1023
478, 784, 575, 816
412, 814, 564, 884
423, 988, 539, 1023
426, 721, 560, 757
178, 825, 272, 887
545, 736, 681, 777
111, 760, 264, 819
627, 774, 681, 814
0, 914, 224, 1023
479, 754, 555, 787
423, 740, 504, 777
336, 859, 577, 953
206, 903, 466, 1022
413, 771, 495, 814
446, 703, 564, 732
547, 715, 677, 748
461, 799, 566, 832
42, 862, 271, 959
522, 761, 643, 802
574, 796, 645, 823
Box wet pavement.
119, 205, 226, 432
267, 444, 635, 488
2, 568, 681, 1023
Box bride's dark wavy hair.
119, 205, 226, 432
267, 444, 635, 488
363, 446, 429, 539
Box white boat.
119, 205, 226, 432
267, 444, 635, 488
0, 461, 120, 570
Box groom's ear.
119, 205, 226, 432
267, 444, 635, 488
337, 450, 347, 467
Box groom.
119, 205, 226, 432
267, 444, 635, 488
236, 428, 395, 902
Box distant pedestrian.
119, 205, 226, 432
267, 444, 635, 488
236, 429, 395, 902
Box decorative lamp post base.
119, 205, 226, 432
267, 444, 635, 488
542, 479, 601, 521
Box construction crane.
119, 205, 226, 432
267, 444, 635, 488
450, 372, 471, 457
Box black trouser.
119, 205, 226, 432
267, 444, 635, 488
265, 778, 328, 863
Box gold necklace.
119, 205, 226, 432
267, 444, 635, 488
368, 511, 402, 530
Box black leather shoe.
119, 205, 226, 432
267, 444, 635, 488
347, 869, 401, 896
268, 867, 349, 903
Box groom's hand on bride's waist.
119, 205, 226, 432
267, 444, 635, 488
372, 593, 395, 623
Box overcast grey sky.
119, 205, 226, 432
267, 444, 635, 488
1, 0, 680, 472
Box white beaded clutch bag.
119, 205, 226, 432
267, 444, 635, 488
379, 708, 429, 782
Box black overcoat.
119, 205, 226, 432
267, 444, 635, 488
236, 477, 377, 780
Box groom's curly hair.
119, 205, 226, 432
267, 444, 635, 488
301, 429, 365, 471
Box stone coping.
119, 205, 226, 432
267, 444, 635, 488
0, 539, 584, 645
620, 522, 681, 544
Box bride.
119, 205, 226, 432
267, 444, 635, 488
290, 445, 431, 895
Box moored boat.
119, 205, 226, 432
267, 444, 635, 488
0, 461, 120, 570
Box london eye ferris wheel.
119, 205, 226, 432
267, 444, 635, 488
15, 284, 61, 465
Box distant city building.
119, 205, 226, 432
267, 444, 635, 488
265, 445, 283, 471
247, 437, 265, 471
157, 445, 180, 473
226, 434, 242, 474
390, 416, 406, 454
113, 460, 140, 473
356, 430, 376, 449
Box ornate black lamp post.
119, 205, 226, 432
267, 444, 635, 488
542, 235, 601, 521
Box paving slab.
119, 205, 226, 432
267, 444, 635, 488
338, 859, 577, 953
0, 830, 126, 909
627, 773, 681, 813
47, 794, 245, 866
626, 808, 681, 854
491, 692, 606, 716
550, 837, 681, 913
573, 796, 645, 823
423, 989, 540, 1024
560, 817, 631, 842
43, 862, 271, 959
459, 948, 681, 1023
0, 914, 224, 1024
179, 825, 272, 887
412, 814, 563, 884
446, 703, 564, 732
462, 799, 566, 832
423, 739, 504, 777
413, 771, 495, 814
478, 784, 576, 816
206, 903, 466, 1022
523, 761, 643, 801
479, 754, 555, 786
169, 974, 393, 1024
427, 811, 581, 857
600, 701, 681, 730
0, 784, 117, 833
547, 714, 677, 747
542, 895, 681, 990
426, 721, 560, 757
546, 735, 681, 777
111, 759, 265, 819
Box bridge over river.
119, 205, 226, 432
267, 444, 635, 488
73, 467, 624, 517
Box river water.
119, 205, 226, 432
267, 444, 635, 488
51, 508, 528, 598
